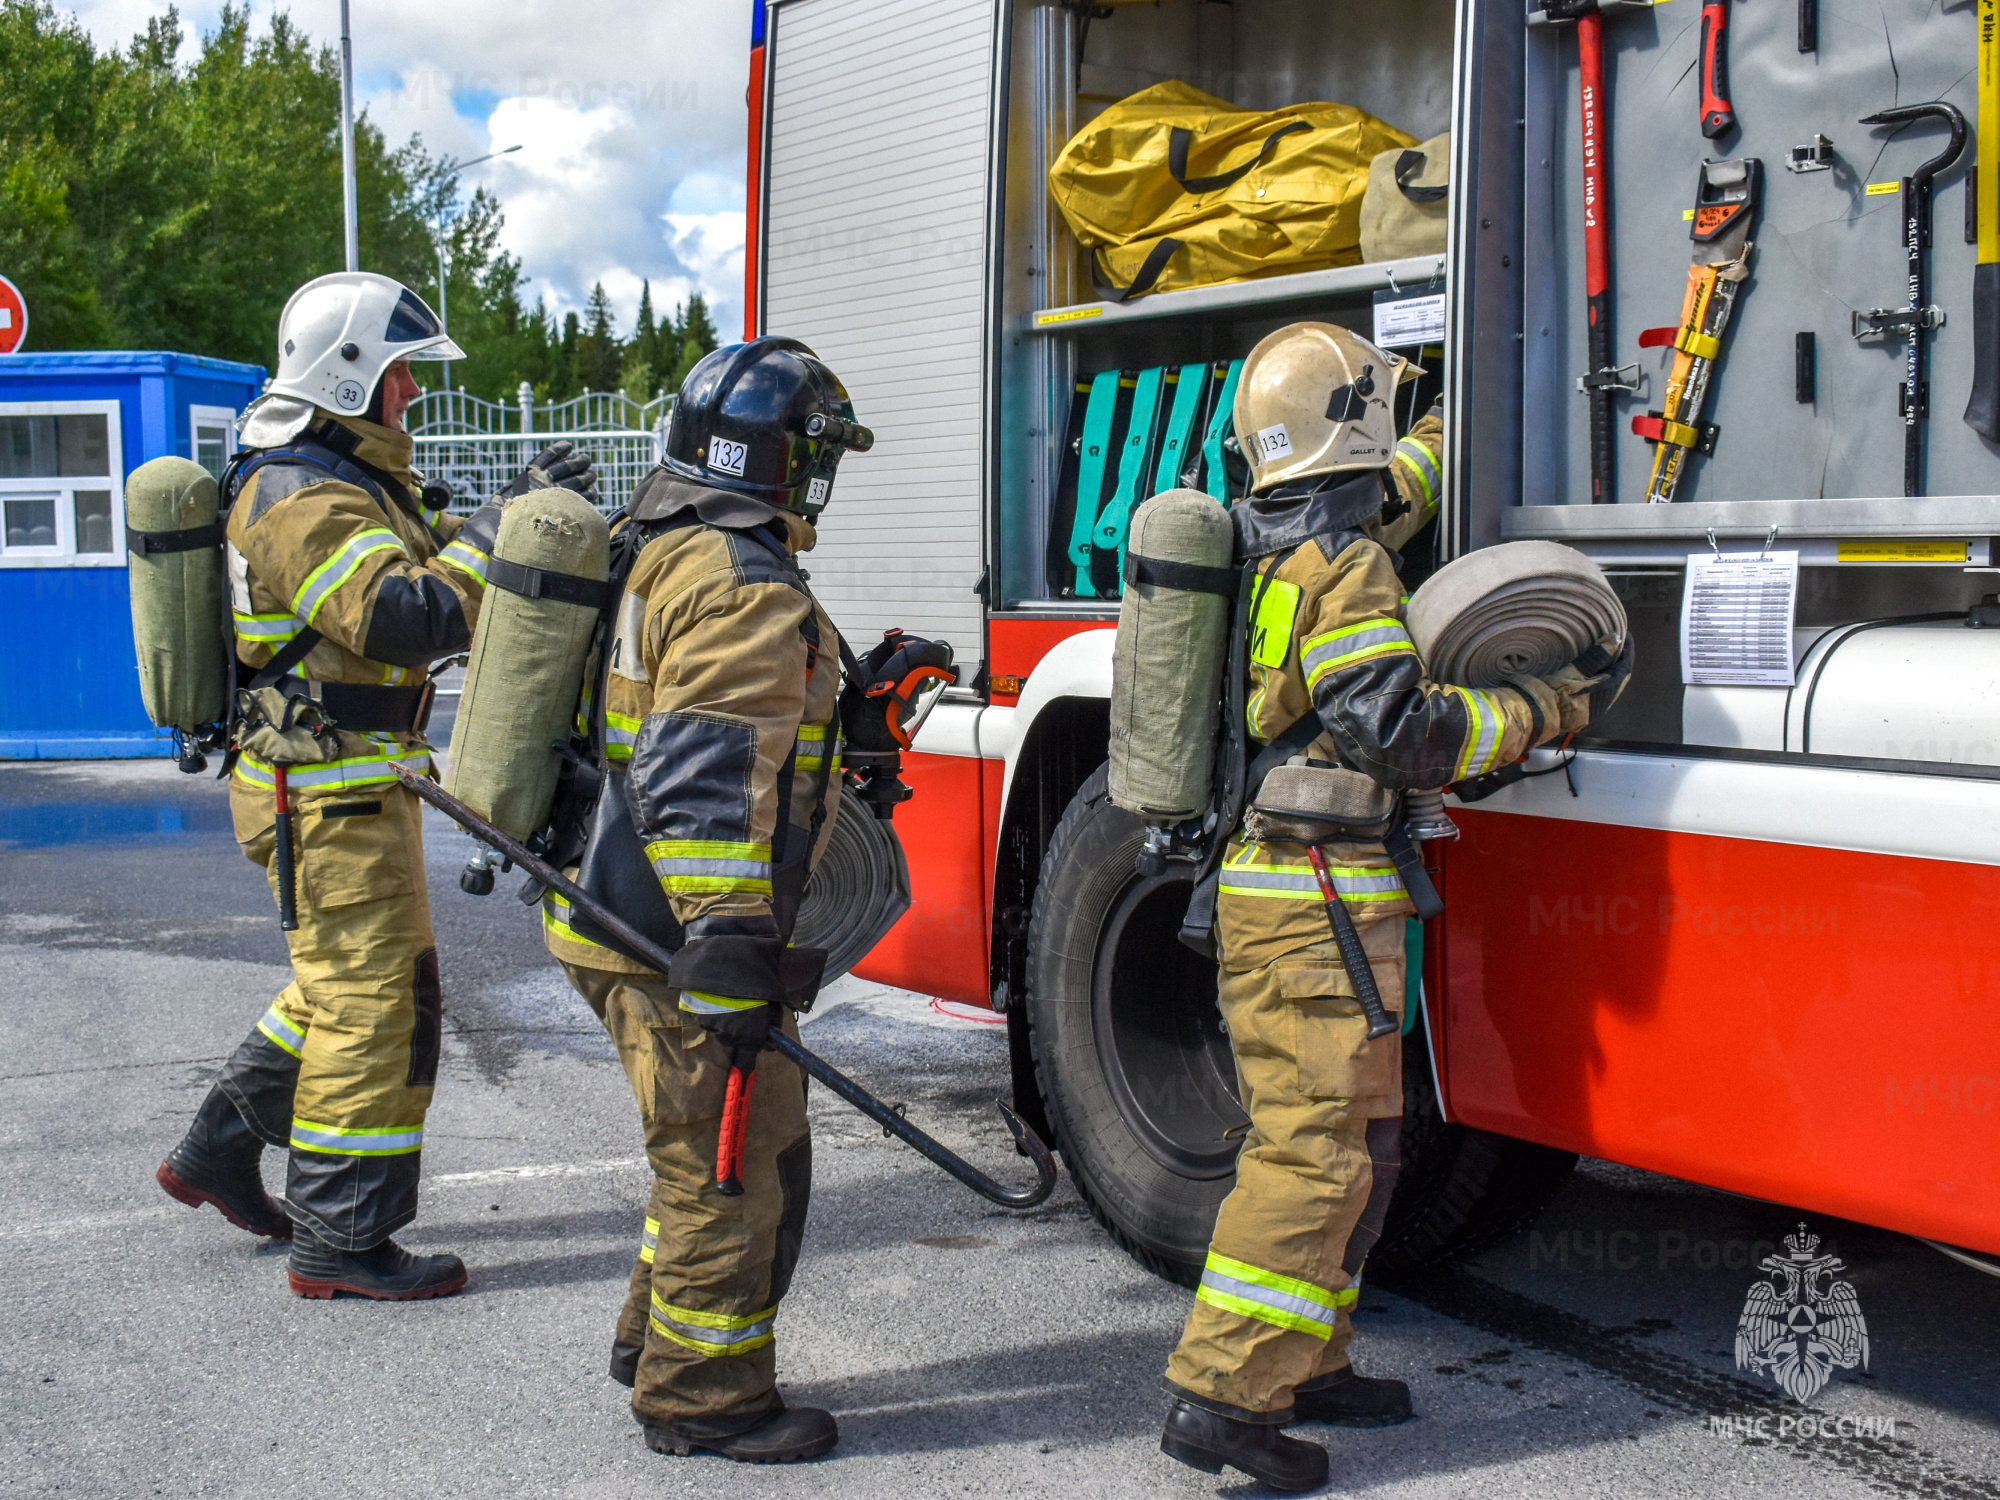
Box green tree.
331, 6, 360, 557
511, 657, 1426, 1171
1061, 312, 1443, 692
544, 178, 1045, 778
619, 278, 659, 397
577, 279, 620, 393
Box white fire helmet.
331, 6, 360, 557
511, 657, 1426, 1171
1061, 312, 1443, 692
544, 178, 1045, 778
1234, 322, 1418, 494
265, 272, 463, 417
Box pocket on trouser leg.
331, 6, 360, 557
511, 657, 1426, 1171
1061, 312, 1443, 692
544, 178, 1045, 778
1276, 923, 1405, 1113
297, 790, 419, 910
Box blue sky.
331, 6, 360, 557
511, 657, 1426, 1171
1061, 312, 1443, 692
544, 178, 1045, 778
66, 0, 752, 342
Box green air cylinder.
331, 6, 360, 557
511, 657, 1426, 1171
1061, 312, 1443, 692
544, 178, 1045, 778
445, 488, 611, 841
1108, 487, 1235, 822
125, 456, 228, 734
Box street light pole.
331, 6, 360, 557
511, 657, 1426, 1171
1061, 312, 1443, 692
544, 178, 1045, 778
339, 0, 359, 272
431, 144, 521, 393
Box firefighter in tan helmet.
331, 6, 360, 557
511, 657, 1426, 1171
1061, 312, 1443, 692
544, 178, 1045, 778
536, 338, 953, 1465
1158, 323, 1630, 1490
156, 272, 599, 1299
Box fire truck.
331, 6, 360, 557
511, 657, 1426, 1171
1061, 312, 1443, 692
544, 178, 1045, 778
742, 0, 2000, 1280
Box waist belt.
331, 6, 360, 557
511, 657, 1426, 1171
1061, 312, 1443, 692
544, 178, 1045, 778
271, 675, 435, 734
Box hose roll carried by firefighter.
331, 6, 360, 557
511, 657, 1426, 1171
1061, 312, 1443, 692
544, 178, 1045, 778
792, 795, 913, 980
444, 486, 612, 841
1404, 539, 1627, 688
124, 455, 230, 760
1108, 487, 1237, 823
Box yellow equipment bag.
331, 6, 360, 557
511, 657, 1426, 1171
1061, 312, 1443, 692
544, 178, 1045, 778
1048, 81, 1414, 301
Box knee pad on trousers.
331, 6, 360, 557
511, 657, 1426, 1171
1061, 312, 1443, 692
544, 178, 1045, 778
768, 1137, 813, 1306
1342, 1116, 1404, 1276
216, 1026, 302, 1149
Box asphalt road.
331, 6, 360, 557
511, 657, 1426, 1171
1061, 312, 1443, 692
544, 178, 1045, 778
1, 757, 1996, 1498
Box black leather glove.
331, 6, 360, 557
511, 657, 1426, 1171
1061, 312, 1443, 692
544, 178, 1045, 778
500, 439, 601, 506
841, 629, 958, 752
1580, 633, 1636, 724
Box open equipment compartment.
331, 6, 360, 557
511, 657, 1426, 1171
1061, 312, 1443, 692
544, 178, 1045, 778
992, 0, 1459, 612
1461, 0, 2000, 758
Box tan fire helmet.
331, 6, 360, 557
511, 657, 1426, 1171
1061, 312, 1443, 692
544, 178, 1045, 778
1233, 322, 1418, 494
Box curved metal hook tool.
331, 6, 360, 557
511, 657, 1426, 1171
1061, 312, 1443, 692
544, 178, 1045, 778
392, 765, 1058, 1210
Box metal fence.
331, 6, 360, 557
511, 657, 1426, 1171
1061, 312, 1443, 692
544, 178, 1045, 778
407, 384, 671, 515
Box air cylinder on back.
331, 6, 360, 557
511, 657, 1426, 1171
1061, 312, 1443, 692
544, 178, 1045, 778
125, 456, 228, 736
445, 488, 611, 841
1108, 488, 1236, 823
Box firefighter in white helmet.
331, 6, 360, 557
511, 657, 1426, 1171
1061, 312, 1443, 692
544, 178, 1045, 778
157, 272, 599, 1300
1158, 323, 1629, 1490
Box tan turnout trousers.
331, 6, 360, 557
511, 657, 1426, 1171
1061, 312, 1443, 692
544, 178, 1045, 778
1164, 850, 1408, 1419
563, 963, 813, 1428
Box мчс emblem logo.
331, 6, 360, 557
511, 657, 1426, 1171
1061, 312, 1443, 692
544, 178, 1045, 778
1734, 1223, 1870, 1401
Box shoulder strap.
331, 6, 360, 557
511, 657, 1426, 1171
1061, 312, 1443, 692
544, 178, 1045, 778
244, 626, 323, 692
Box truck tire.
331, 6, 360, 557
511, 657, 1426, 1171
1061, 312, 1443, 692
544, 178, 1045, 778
1024, 765, 1576, 1287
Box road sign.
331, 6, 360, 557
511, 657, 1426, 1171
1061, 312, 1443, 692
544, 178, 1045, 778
0, 275, 26, 355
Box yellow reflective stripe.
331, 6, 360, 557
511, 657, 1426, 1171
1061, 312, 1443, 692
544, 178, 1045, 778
604, 710, 640, 765
541, 890, 613, 953
648, 1291, 776, 1355
233, 611, 307, 643
1301, 617, 1417, 689
379, 663, 409, 686
233, 748, 430, 793
256, 1004, 305, 1058
289, 1118, 424, 1156
437, 538, 489, 585
291, 528, 404, 625
1393, 437, 1440, 510
646, 838, 773, 896
680, 991, 767, 1016
793, 722, 840, 769
1451, 686, 1507, 779
640, 1215, 660, 1264
1196, 1251, 1348, 1338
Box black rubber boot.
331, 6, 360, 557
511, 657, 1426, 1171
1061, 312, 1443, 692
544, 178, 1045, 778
1160, 1399, 1329, 1493
158, 1086, 292, 1240
1294, 1366, 1414, 1427
610, 1340, 642, 1388
287, 1226, 467, 1300
641, 1404, 838, 1464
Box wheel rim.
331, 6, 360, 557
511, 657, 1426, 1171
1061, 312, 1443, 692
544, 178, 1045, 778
1090, 867, 1246, 1180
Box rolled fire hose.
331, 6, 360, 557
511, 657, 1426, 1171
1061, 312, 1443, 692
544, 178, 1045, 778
792, 794, 913, 981
1404, 539, 1626, 688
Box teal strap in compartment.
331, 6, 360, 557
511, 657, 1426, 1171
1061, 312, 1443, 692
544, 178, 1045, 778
1201, 359, 1245, 506
1093, 365, 1165, 557
1067, 370, 1124, 597
1151, 362, 1209, 496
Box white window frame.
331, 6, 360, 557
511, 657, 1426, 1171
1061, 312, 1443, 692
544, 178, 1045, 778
0, 399, 126, 570
188, 403, 238, 480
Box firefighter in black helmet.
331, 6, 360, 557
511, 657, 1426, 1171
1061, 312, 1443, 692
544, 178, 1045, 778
541, 337, 953, 1465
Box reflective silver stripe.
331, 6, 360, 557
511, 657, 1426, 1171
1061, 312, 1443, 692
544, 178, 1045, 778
291, 527, 405, 624
1452, 687, 1506, 779
233, 612, 308, 643
1301, 619, 1417, 688
256, 1006, 305, 1057
1218, 860, 1405, 902
648, 1291, 776, 1355
640, 1216, 660, 1264
1198, 1266, 1340, 1335
680, 991, 766, 1016
438, 539, 489, 583
289, 1120, 424, 1155
652, 856, 772, 881
1394, 437, 1440, 508
234, 749, 431, 792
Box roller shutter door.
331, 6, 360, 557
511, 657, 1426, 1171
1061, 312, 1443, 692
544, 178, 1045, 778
761, 0, 996, 675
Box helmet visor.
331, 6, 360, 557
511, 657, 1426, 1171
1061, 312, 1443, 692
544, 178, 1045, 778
383, 289, 465, 361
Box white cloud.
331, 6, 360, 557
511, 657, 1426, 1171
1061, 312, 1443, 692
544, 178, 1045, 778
60, 0, 750, 341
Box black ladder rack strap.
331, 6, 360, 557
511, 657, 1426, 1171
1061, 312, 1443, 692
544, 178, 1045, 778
483, 554, 620, 610
126, 519, 228, 556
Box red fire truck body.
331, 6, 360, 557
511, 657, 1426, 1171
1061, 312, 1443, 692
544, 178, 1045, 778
743, 0, 2000, 1273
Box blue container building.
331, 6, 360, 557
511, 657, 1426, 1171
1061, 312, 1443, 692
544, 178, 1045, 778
0, 351, 266, 758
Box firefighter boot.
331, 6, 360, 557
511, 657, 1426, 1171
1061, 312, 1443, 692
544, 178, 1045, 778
287, 1226, 467, 1300
1160, 1400, 1329, 1492
610, 1340, 642, 1388
158, 1085, 292, 1240
640, 1404, 838, 1465
1293, 1366, 1413, 1427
